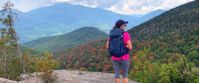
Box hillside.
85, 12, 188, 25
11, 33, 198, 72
55, 0, 199, 79
22, 27, 108, 53
56, 39, 111, 71
128, 0, 199, 62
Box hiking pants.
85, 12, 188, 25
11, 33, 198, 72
112, 60, 129, 78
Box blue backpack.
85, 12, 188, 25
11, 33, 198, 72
108, 28, 129, 57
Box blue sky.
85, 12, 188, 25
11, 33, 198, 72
0, 0, 194, 15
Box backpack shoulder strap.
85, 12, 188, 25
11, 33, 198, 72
120, 30, 125, 39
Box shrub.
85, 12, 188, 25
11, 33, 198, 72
35, 52, 58, 83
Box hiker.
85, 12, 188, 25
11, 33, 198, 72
106, 19, 132, 83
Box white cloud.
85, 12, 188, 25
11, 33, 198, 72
53, 0, 194, 15
107, 0, 194, 15
0, 0, 194, 14
0, 0, 55, 12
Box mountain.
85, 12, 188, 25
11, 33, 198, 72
127, 9, 166, 30
15, 3, 138, 42
129, 9, 165, 23
128, 0, 199, 62
55, 0, 199, 72
130, 14, 144, 18
140, 9, 165, 22
13, 9, 24, 15
14, 3, 165, 43
22, 27, 108, 53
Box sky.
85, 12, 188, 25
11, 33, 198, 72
0, 0, 194, 15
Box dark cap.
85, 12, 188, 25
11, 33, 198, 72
115, 19, 128, 28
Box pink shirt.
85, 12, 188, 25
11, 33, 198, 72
108, 32, 131, 60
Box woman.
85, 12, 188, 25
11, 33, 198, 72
106, 19, 132, 83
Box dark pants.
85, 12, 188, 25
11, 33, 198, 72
112, 60, 129, 78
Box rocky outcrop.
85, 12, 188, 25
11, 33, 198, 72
0, 78, 17, 83
1, 70, 138, 83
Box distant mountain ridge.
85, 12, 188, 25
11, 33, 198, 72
11, 3, 165, 42
22, 27, 107, 53
140, 9, 165, 22
15, 3, 135, 42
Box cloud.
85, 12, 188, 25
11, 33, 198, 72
54, 0, 194, 14
0, 0, 55, 12
54, 0, 120, 8
0, 0, 194, 14
107, 0, 194, 15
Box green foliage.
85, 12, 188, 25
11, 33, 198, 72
129, 48, 199, 83
0, 47, 22, 80
187, 51, 199, 66
129, 48, 158, 83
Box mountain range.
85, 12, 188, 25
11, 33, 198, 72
13, 3, 165, 42
53, 0, 199, 71
22, 27, 107, 53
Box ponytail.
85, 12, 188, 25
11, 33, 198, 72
113, 26, 120, 29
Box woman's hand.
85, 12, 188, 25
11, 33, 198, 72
106, 41, 109, 49
133, 55, 137, 59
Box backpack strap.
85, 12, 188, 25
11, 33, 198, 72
120, 31, 125, 39
109, 29, 125, 40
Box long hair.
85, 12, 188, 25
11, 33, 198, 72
113, 25, 121, 29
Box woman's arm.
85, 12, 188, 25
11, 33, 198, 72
126, 40, 132, 50
106, 41, 109, 49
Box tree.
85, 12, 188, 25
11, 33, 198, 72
187, 51, 199, 67
0, 1, 25, 80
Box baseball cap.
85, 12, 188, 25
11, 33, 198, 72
115, 19, 128, 28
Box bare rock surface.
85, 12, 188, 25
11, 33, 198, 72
0, 78, 17, 83
1, 70, 138, 83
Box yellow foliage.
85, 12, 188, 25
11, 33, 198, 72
35, 51, 58, 83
